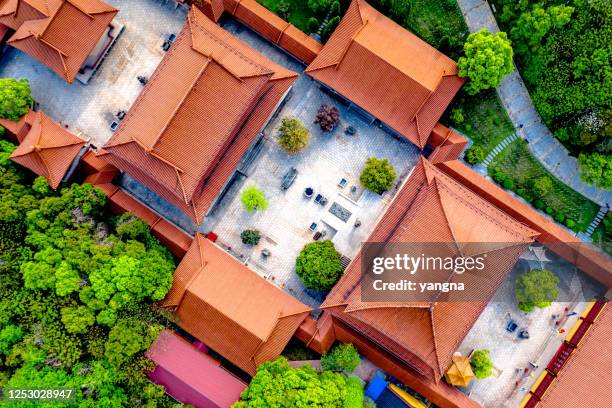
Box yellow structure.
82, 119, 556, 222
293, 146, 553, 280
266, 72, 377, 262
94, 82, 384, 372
388, 384, 428, 408
444, 355, 474, 387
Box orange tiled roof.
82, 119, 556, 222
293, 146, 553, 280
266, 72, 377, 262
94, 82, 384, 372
163, 234, 312, 375
99, 7, 297, 224
305, 0, 464, 148
323, 158, 538, 382
2, 0, 117, 83
0, 0, 49, 30
538, 304, 611, 407
10, 111, 85, 189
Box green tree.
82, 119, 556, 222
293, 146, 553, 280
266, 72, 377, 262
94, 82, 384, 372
307, 17, 320, 34
470, 349, 493, 379
515, 269, 560, 312
295, 240, 343, 291
240, 229, 261, 245
278, 117, 310, 154
578, 152, 612, 189
321, 16, 341, 42
233, 357, 362, 407
104, 319, 162, 365
0, 78, 32, 121
450, 108, 464, 125
511, 5, 573, 52
321, 343, 361, 372
0, 325, 23, 355
61, 306, 95, 334
308, 0, 332, 16
532, 176, 553, 196
360, 157, 397, 194
458, 29, 514, 95
241, 186, 268, 213
465, 145, 485, 164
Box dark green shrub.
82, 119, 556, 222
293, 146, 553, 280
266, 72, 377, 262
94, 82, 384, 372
321, 16, 340, 42
492, 171, 507, 184
554, 213, 565, 223
502, 179, 514, 189
330, 0, 341, 17
308, 0, 332, 16
241, 229, 261, 246
321, 343, 361, 372
295, 240, 343, 291
465, 145, 485, 164
307, 17, 320, 34
534, 200, 545, 210
565, 219, 576, 229
545, 207, 554, 215
450, 108, 464, 125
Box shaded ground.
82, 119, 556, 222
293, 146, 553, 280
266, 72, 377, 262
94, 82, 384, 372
458, 245, 605, 407
0, 0, 187, 146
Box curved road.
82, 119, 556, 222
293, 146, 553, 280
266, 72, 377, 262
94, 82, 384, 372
457, 0, 612, 208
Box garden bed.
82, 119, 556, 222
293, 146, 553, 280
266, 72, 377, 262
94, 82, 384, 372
489, 139, 599, 232
444, 89, 515, 155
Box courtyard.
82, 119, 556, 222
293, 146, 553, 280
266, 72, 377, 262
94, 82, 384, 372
0, 0, 187, 146
457, 244, 605, 407
203, 19, 421, 308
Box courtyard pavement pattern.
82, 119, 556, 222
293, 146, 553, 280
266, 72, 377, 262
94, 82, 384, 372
457, 0, 612, 207
0, 0, 187, 147
458, 245, 605, 407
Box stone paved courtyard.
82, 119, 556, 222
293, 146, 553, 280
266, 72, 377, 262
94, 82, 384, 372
206, 84, 419, 308
457, 245, 605, 407
204, 19, 420, 308
0, 0, 187, 146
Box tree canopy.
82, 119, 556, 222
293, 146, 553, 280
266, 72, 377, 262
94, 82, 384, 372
241, 186, 269, 213
232, 357, 364, 408
494, 0, 611, 188
470, 349, 493, 379
515, 269, 560, 312
278, 117, 310, 154
458, 29, 514, 95
321, 343, 361, 373
360, 157, 397, 194
295, 240, 343, 292
0, 78, 33, 121
0, 140, 180, 406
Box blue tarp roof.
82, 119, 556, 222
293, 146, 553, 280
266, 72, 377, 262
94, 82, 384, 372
365, 375, 387, 400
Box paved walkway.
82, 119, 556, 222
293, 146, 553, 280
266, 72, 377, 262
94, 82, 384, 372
457, 0, 612, 207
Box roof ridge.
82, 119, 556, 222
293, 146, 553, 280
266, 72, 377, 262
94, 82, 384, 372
429, 305, 443, 381
188, 9, 273, 80
433, 178, 465, 255
424, 160, 538, 239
